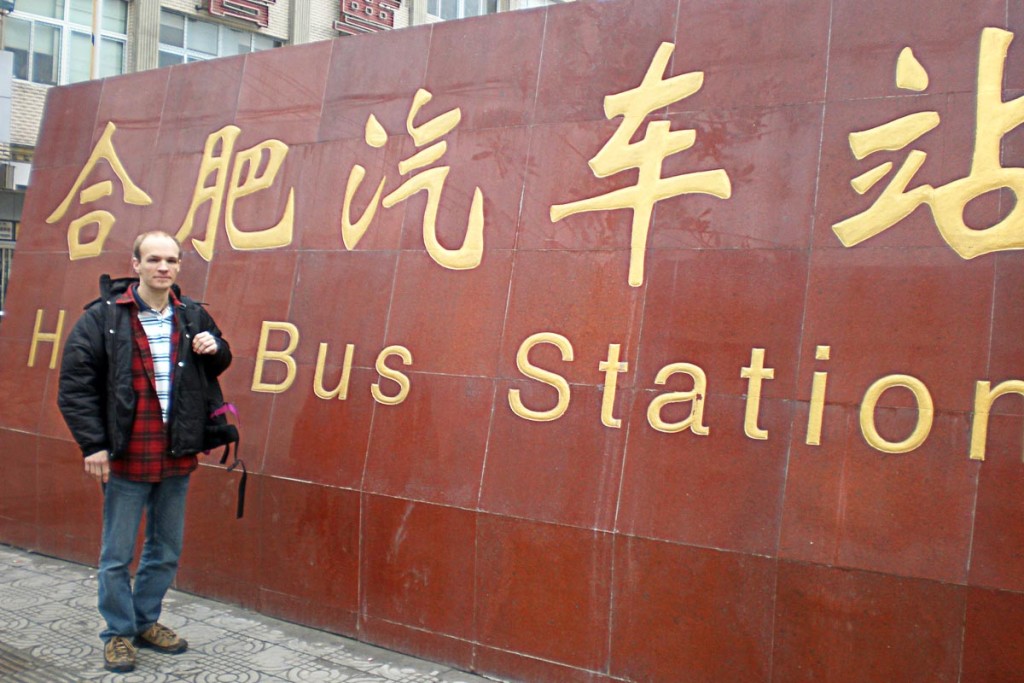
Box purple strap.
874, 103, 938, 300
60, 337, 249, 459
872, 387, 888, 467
211, 403, 239, 421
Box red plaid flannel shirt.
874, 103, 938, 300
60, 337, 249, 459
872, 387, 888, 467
110, 288, 198, 482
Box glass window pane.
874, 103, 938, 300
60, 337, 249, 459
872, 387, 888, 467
186, 16, 218, 56
17, 0, 63, 19
3, 18, 31, 80
68, 30, 90, 83
102, 0, 127, 33
464, 0, 482, 17
427, 0, 439, 16
69, 0, 91, 25
440, 0, 457, 19
32, 23, 60, 85
252, 34, 276, 52
100, 37, 122, 77
487, 0, 498, 11
222, 27, 248, 56
159, 11, 184, 48
158, 50, 183, 68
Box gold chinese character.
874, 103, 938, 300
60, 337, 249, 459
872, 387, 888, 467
550, 42, 732, 287
834, 28, 1024, 258
342, 88, 485, 270
176, 126, 295, 261
46, 121, 153, 260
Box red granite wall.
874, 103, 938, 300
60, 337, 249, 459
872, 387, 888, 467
3, 0, 1024, 680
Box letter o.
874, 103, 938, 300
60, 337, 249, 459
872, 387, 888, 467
859, 374, 933, 454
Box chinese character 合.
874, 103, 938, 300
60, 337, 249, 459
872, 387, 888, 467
550, 41, 732, 287
46, 121, 153, 260
833, 27, 1024, 258
342, 88, 485, 270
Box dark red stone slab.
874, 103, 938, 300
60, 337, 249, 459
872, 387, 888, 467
636, 248, 809, 400
385, 249, 513, 378
617, 394, 793, 554
34, 437, 103, 566
320, 26, 432, 143
156, 55, 247, 156
496, 248, 645, 386
177, 466, 263, 609
534, 0, 679, 125
0, 430, 39, 550
828, 0, 1005, 101
969, 413, 1024, 592
364, 371, 493, 508
360, 616, 474, 674
650, 104, 823, 251
475, 515, 612, 671
772, 561, 965, 683
33, 80, 103, 171
236, 41, 332, 146
779, 404, 978, 584
254, 477, 360, 634
202, 249, 299, 360
796, 246, 994, 413
961, 586, 1024, 683
480, 380, 630, 530
361, 496, 476, 639
262, 364, 376, 490
423, 10, 545, 132
610, 535, 776, 683
671, 0, 829, 110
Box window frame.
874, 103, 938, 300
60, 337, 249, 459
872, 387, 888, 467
157, 9, 282, 67
426, 0, 499, 21
2, 0, 127, 85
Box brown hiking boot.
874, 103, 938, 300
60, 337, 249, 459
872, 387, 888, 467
104, 636, 137, 672
134, 622, 188, 654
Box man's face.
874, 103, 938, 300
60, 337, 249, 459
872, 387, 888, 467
132, 235, 181, 293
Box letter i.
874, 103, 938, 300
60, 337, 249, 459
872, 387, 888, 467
805, 345, 830, 446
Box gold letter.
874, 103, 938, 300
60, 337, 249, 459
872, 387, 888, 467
741, 347, 774, 440
28, 309, 66, 369
647, 362, 710, 435
969, 380, 1024, 461
372, 345, 412, 405
599, 343, 629, 428
508, 332, 573, 422
313, 343, 355, 400
806, 345, 830, 446
252, 321, 299, 393
860, 374, 933, 453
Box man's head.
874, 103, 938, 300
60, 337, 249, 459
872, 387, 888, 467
132, 231, 182, 299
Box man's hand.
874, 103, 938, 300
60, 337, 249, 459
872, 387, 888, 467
84, 450, 110, 483
192, 331, 219, 355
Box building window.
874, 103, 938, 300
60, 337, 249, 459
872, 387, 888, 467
427, 0, 498, 20
158, 10, 281, 67
2, 0, 127, 85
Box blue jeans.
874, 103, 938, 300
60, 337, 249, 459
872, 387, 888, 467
98, 474, 190, 643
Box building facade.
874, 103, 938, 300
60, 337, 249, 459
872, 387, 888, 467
0, 0, 570, 312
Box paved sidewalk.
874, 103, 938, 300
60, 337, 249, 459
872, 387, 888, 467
0, 544, 500, 683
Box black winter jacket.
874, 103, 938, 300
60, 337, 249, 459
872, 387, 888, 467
58, 275, 232, 460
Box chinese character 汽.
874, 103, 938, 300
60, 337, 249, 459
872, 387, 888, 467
342, 88, 485, 270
